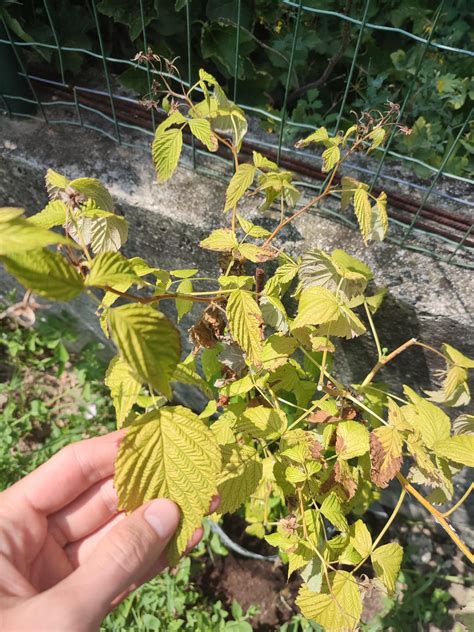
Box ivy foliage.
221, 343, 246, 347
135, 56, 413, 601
1, 67, 473, 630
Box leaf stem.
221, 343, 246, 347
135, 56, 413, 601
441, 483, 473, 519
361, 337, 418, 386
363, 300, 383, 361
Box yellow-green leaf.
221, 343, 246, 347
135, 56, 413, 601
0, 217, 71, 255
29, 200, 67, 229
295, 127, 329, 148
371, 542, 403, 593
367, 127, 386, 151
175, 278, 193, 322
2, 249, 83, 300
108, 304, 181, 398
321, 144, 340, 172
236, 405, 287, 440
86, 252, 139, 288
369, 192, 388, 241
69, 177, 114, 211
115, 406, 221, 564
224, 163, 256, 211
262, 334, 298, 369
402, 387, 450, 449
296, 571, 362, 631
217, 443, 262, 514
88, 213, 129, 254
252, 150, 278, 171
350, 520, 372, 558
336, 421, 370, 460
0, 207, 24, 222
105, 355, 142, 428
354, 185, 372, 244
292, 286, 340, 330
341, 176, 359, 210
320, 493, 348, 532
442, 344, 474, 369
45, 168, 69, 199
199, 228, 238, 252
188, 117, 218, 152
433, 435, 474, 467
152, 127, 183, 183
226, 289, 263, 367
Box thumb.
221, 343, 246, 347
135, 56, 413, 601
54, 498, 180, 623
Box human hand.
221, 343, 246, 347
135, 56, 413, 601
0, 431, 215, 631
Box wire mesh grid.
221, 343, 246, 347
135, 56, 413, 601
0, 0, 472, 267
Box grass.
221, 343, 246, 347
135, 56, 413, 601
0, 294, 471, 631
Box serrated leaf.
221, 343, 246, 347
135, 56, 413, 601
365, 288, 387, 314
105, 355, 142, 428
371, 543, 403, 593
70, 177, 114, 211
367, 127, 386, 151
199, 228, 238, 251
354, 185, 372, 244
369, 192, 388, 241
264, 260, 299, 298
341, 176, 359, 210
172, 356, 213, 399
252, 150, 278, 171
88, 213, 129, 254
170, 268, 199, 279
237, 243, 275, 263
29, 200, 67, 229
260, 295, 289, 333
296, 571, 362, 631
295, 127, 329, 148
115, 406, 221, 564
350, 520, 372, 558
317, 304, 366, 339
45, 168, 69, 199
262, 334, 297, 369
175, 278, 193, 322
0, 217, 71, 255
108, 304, 181, 398
2, 250, 83, 300
402, 387, 450, 449
224, 163, 256, 211
453, 413, 474, 435
152, 127, 183, 183
369, 426, 403, 488
236, 405, 287, 440
320, 493, 348, 532
236, 213, 271, 238
188, 117, 218, 152
433, 435, 474, 467
86, 252, 139, 288
321, 145, 340, 172
198, 68, 218, 85
442, 343, 474, 369
217, 443, 262, 514
336, 421, 370, 460
226, 289, 263, 367
292, 286, 340, 330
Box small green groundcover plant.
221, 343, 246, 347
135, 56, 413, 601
1, 60, 473, 630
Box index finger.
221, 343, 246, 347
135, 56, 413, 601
4, 430, 125, 515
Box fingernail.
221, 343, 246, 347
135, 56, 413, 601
144, 499, 180, 539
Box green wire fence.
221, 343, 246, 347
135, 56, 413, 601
0, 0, 472, 268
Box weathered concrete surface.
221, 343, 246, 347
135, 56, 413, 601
0, 116, 473, 537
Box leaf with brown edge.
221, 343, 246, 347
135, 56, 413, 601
335, 459, 358, 500
114, 406, 221, 565
369, 426, 403, 488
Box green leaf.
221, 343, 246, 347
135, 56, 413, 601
296, 571, 362, 631
217, 443, 262, 514
224, 163, 256, 211
87, 212, 129, 254
172, 357, 214, 399
219, 275, 254, 290
433, 435, 474, 467
200, 228, 238, 251
402, 387, 450, 449
262, 334, 297, 370
105, 355, 142, 428
235, 405, 287, 440
0, 217, 71, 255
320, 493, 348, 532
69, 177, 114, 211
341, 176, 359, 210
29, 200, 67, 229
226, 289, 263, 367
292, 286, 340, 330
349, 520, 372, 558
317, 304, 366, 339
321, 145, 340, 172
365, 288, 387, 314
336, 421, 370, 460
252, 151, 278, 171
152, 127, 183, 183
188, 117, 218, 152
295, 127, 329, 148
354, 185, 372, 244
237, 243, 275, 263
114, 406, 221, 564
236, 213, 271, 238
198, 68, 218, 85
442, 343, 474, 369
369, 191, 389, 241
170, 268, 199, 279
86, 252, 139, 288
260, 295, 289, 333
108, 304, 181, 398
371, 542, 403, 593
2, 250, 83, 300
175, 279, 193, 322
264, 260, 299, 298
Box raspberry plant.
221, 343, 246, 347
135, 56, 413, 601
1, 62, 473, 631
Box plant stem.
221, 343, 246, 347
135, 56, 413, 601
396, 473, 473, 563
102, 286, 226, 304
364, 300, 383, 360
442, 483, 473, 519
361, 337, 418, 386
